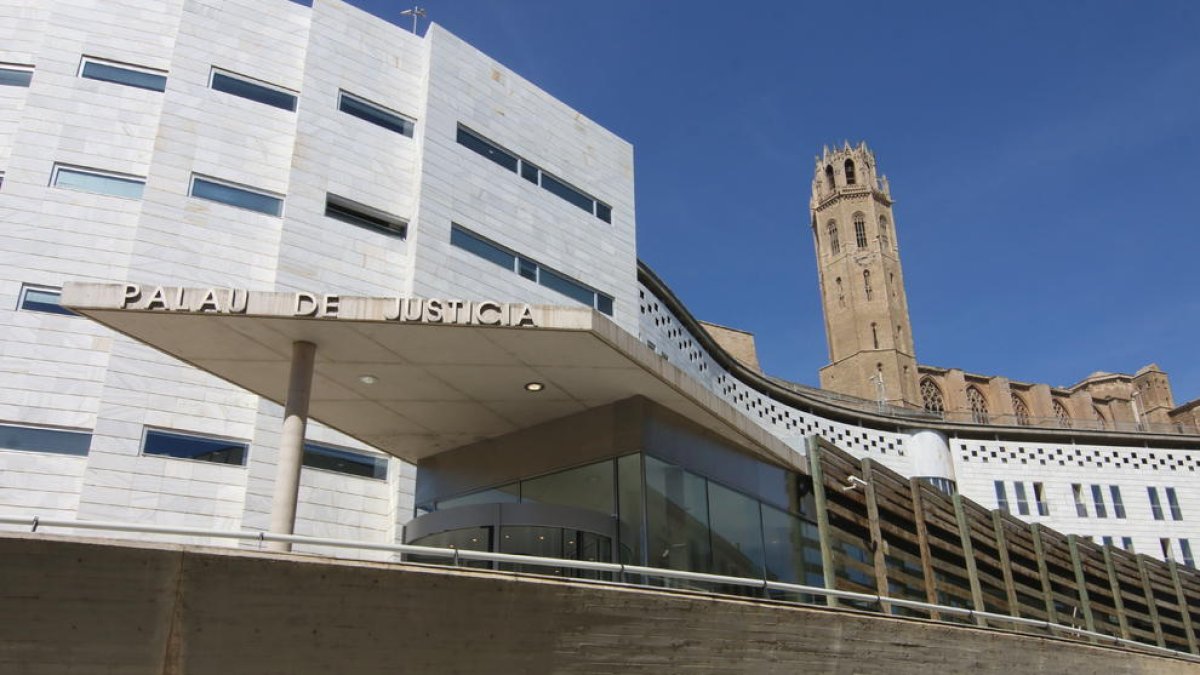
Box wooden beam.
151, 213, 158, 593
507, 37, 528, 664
1102, 546, 1130, 640
1168, 558, 1198, 654
1030, 524, 1058, 625
860, 459, 892, 614
806, 436, 838, 608
953, 493, 986, 626
1137, 555, 1167, 648
1067, 535, 1096, 635
991, 512, 1020, 618
908, 478, 940, 621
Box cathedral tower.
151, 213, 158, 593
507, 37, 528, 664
810, 142, 920, 407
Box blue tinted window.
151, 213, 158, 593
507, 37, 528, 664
0, 423, 90, 456
211, 70, 296, 111
303, 442, 387, 479
456, 126, 517, 172
142, 429, 247, 465
325, 194, 406, 238
539, 268, 595, 306
540, 173, 594, 213
518, 257, 538, 281
520, 160, 539, 184
53, 166, 145, 199
0, 67, 32, 87
339, 91, 413, 137
595, 201, 612, 223
450, 226, 515, 270
81, 60, 166, 92
191, 176, 282, 216
19, 286, 75, 316
596, 294, 614, 316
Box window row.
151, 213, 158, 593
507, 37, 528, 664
1148, 486, 1184, 521
1070, 483, 1126, 519
141, 429, 388, 479
0, 423, 91, 456
824, 214, 891, 256
456, 125, 612, 223
1162, 538, 1196, 568
450, 225, 614, 316
994, 480, 1049, 516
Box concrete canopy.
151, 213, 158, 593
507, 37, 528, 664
62, 283, 795, 468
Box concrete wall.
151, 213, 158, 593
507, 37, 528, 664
0, 534, 1191, 674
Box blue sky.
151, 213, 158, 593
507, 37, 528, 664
350, 0, 1200, 402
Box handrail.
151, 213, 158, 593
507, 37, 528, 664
1, 514, 1196, 663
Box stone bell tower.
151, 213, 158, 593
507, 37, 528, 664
810, 142, 920, 407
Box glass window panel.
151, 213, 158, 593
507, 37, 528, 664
19, 286, 75, 316
211, 70, 296, 111
456, 126, 517, 172
450, 226, 516, 270
1072, 484, 1088, 517
54, 167, 145, 199
994, 481, 1009, 513
0, 67, 32, 87
761, 502, 823, 588
190, 176, 282, 216
644, 455, 711, 572
519, 160, 539, 184
338, 91, 413, 137
520, 460, 613, 516
1014, 482, 1029, 516
142, 429, 246, 465
1149, 487, 1164, 520
1110, 485, 1126, 519
1122, 537, 1134, 552
81, 60, 166, 92
539, 268, 596, 306
436, 483, 520, 510
540, 172, 594, 213
1180, 539, 1194, 568
616, 454, 643, 565
595, 201, 612, 223
596, 294, 614, 316
517, 257, 538, 281
325, 194, 406, 238
1091, 484, 1108, 518
0, 423, 90, 456
302, 442, 387, 479
407, 527, 490, 569
1034, 482, 1050, 516
1166, 487, 1183, 520
707, 480, 766, 580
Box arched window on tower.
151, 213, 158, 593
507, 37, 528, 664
967, 386, 989, 424
1011, 394, 1031, 426
835, 277, 844, 307
1052, 400, 1072, 428
921, 378, 944, 414
862, 270, 872, 300
824, 165, 835, 191
871, 322, 879, 349
890, 272, 897, 298
827, 221, 840, 255
878, 216, 890, 248
844, 159, 857, 185
854, 213, 867, 248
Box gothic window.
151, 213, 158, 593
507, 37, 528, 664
1052, 400, 1072, 428
871, 322, 879, 349
920, 378, 944, 414
863, 270, 872, 300
878, 216, 890, 248
827, 221, 840, 255
844, 159, 857, 185
967, 386, 989, 424
1093, 406, 1107, 428
835, 277, 844, 307
1011, 394, 1031, 426
824, 165, 835, 190
854, 213, 868, 248
895, 324, 902, 347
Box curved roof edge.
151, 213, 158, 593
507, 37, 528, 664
635, 260, 1200, 449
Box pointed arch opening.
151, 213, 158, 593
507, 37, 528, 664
871, 322, 879, 349
1052, 400, 1072, 428
853, 212, 867, 248
1011, 393, 1031, 426
824, 164, 835, 190
862, 270, 872, 300
844, 158, 857, 185
967, 386, 989, 424
878, 215, 889, 248
827, 220, 840, 255
921, 377, 945, 414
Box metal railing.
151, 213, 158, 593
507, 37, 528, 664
1, 514, 1195, 663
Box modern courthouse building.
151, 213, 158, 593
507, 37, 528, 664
3, 0, 1200, 666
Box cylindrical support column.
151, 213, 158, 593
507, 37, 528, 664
268, 341, 317, 552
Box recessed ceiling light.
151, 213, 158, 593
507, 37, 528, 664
524, 382, 545, 392
359, 375, 378, 385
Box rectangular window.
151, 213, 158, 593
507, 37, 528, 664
517, 257, 538, 281
540, 172, 594, 213
210, 68, 296, 111
1033, 482, 1049, 516
1072, 483, 1088, 518
324, 194, 406, 238
520, 159, 539, 184
18, 284, 76, 316
1122, 537, 1134, 552
0, 423, 90, 456
1090, 484, 1108, 518
1109, 485, 1126, 519
303, 442, 387, 480
450, 225, 516, 270
1149, 486, 1165, 520
456, 126, 517, 172
993, 481, 1009, 513
1161, 538, 1173, 560
1181, 539, 1195, 568
52, 165, 145, 199
142, 429, 247, 466
0, 65, 33, 87
1102, 536, 1114, 548
190, 175, 282, 216
1014, 482, 1030, 516
595, 201, 612, 224
1166, 487, 1183, 520
539, 267, 596, 307
338, 91, 414, 137
79, 57, 166, 92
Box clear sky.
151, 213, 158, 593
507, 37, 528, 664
349, 0, 1200, 403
